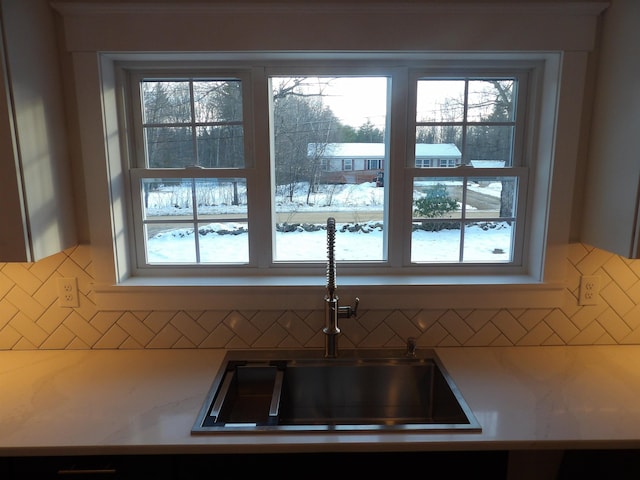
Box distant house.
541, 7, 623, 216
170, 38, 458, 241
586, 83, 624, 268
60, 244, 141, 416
308, 142, 462, 184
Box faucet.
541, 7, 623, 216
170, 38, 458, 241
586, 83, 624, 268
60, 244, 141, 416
406, 337, 417, 358
324, 217, 359, 358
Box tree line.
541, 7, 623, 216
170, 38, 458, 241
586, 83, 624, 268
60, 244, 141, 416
140, 77, 515, 215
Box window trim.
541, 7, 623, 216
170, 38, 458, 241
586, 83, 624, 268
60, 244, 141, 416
71, 48, 586, 310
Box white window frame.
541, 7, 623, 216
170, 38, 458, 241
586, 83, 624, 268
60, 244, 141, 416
56, 1, 604, 312
86, 52, 573, 310
120, 62, 532, 274
125, 70, 255, 268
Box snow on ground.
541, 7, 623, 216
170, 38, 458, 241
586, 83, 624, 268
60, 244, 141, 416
146, 181, 511, 263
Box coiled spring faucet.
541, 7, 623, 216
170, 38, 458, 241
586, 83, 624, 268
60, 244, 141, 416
324, 217, 359, 358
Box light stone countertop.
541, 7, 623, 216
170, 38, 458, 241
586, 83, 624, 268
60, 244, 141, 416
2, 346, 640, 456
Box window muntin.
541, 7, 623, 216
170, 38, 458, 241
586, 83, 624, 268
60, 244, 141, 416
123, 64, 531, 272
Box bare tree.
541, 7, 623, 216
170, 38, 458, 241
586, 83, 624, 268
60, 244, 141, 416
272, 78, 342, 204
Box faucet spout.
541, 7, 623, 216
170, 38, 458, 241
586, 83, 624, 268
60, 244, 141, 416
324, 217, 339, 357
326, 217, 337, 300
323, 295, 340, 357
323, 217, 358, 358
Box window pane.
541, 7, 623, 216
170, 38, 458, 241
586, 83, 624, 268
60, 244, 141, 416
412, 178, 462, 262
196, 125, 244, 167
467, 79, 515, 122
142, 81, 192, 124
198, 221, 249, 263
270, 76, 389, 262
462, 221, 513, 262
470, 176, 518, 220
141, 177, 248, 264
142, 179, 195, 219
416, 80, 465, 122
145, 126, 194, 168
273, 183, 386, 262
192, 80, 243, 123
411, 220, 461, 262
413, 178, 462, 220
146, 223, 197, 263
415, 142, 462, 168
466, 125, 514, 167
464, 176, 516, 263
415, 125, 463, 154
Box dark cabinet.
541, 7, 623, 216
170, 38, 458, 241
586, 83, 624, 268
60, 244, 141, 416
6, 452, 508, 479
7, 455, 173, 480
557, 450, 640, 479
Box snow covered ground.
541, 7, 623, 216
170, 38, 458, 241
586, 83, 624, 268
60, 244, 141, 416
145, 181, 511, 263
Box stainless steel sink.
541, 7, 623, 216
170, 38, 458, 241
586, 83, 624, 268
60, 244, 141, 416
191, 349, 481, 433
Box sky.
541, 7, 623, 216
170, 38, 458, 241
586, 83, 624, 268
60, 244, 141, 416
316, 76, 468, 128
146, 181, 512, 264
320, 77, 388, 129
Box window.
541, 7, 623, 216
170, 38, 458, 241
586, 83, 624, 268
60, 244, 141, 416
367, 159, 382, 170
127, 74, 251, 265
120, 62, 533, 276
409, 75, 527, 264
439, 159, 458, 167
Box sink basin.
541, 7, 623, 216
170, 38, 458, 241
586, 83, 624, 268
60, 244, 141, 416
191, 349, 481, 433
278, 358, 471, 428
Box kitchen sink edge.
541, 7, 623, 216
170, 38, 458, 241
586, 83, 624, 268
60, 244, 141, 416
191, 348, 482, 434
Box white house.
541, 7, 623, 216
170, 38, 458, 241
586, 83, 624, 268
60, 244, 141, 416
308, 142, 462, 184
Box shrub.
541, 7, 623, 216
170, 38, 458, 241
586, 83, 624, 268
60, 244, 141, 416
414, 183, 458, 218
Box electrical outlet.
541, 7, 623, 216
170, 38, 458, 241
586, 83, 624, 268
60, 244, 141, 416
578, 275, 600, 306
57, 277, 79, 308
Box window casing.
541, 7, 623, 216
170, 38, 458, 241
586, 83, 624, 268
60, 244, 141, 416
53, 0, 604, 311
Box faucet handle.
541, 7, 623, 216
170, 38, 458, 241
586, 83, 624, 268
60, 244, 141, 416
352, 297, 359, 317
338, 297, 359, 318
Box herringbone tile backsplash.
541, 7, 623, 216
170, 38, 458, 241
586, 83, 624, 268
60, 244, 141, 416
1, 242, 639, 350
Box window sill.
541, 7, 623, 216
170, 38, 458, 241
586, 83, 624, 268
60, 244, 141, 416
93, 275, 565, 311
